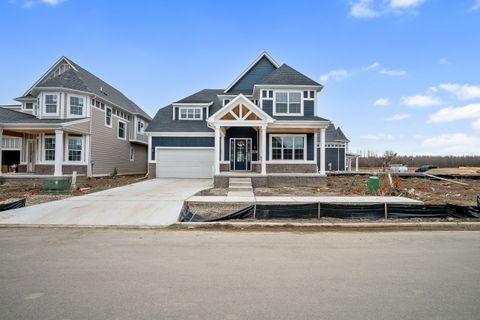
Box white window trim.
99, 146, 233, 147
65, 135, 84, 164
117, 120, 127, 140
303, 90, 315, 100
105, 106, 112, 128
130, 146, 135, 162
273, 90, 304, 116
68, 94, 85, 117
178, 107, 203, 120
43, 134, 56, 163
269, 134, 307, 162
137, 118, 145, 134
43, 93, 60, 116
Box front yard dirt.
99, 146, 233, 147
0, 174, 145, 207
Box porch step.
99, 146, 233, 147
228, 178, 253, 195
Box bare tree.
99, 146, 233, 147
382, 150, 397, 172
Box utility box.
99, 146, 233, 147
368, 176, 380, 195
42, 178, 71, 192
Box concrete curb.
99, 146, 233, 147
1, 221, 479, 232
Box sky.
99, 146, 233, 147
1, 0, 479, 156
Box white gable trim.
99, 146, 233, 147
22, 56, 78, 97
207, 94, 274, 125
224, 52, 280, 93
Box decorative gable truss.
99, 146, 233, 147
207, 94, 274, 127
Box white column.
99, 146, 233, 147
54, 129, 63, 177
85, 134, 92, 177
221, 132, 225, 162
356, 156, 359, 172
0, 127, 3, 176
314, 130, 318, 172
319, 127, 326, 175
214, 126, 220, 175
261, 126, 267, 175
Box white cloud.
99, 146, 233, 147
374, 98, 390, 106
360, 133, 394, 140
389, 0, 424, 8
401, 94, 441, 107
385, 113, 411, 121
41, 0, 65, 5
422, 133, 480, 155
364, 62, 380, 70
428, 104, 480, 125
350, 0, 379, 18
438, 83, 480, 100
380, 68, 406, 76
439, 58, 448, 65
319, 69, 349, 82
473, 118, 480, 129
472, 0, 480, 11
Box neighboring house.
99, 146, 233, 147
147, 52, 348, 179
0, 56, 151, 177
320, 123, 350, 171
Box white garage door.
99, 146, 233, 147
156, 148, 214, 178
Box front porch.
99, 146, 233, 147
208, 94, 329, 178
0, 123, 91, 178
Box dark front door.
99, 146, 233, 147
234, 139, 247, 170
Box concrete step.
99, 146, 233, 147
228, 187, 253, 192
229, 182, 252, 187
229, 178, 252, 183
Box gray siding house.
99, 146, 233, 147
0, 57, 151, 177
146, 52, 350, 179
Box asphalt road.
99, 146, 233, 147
1, 229, 479, 320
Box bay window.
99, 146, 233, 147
274, 91, 301, 115
45, 94, 58, 114
70, 96, 84, 116
271, 135, 305, 161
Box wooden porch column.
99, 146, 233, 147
214, 126, 220, 175
54, 129, 63, 177
319, 127, 326, 175
261, 126, 267, 175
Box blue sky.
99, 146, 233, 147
1, 0, 480, 156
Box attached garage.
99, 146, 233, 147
155, 148, 214, 178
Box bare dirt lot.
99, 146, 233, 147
0, 175, 145, 206
255, 175, 480, 206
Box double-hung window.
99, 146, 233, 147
179, 107, 201, 120
44, 137, 55, 161
271, 135, 305, 161
68, 137, 82, 162
45, 94, 58, 114
105, 107, 112, 127
118, 120, 126, 140
70, 96, 84, 116
274, 92, 302, 115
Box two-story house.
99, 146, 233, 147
146, 52, 348, 183
0, 56, 151, 177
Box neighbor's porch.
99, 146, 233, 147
0, 127, 91, 177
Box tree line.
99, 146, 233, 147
358, 154, 480, 168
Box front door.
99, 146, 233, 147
27, 140, 36, 173
230, 139, 251, 171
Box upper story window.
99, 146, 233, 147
137, 119, 145, 134
303, 91, 315, 100
274, 91, 301, 115
262, 90, 274, 99
70, 96, 84, 116
118, 120, 126, 140
45, 94, 58, 114
223, 99, 231, 106
25, 102, 33, 110
179, 107, 202, 120
105, 107, 112, 127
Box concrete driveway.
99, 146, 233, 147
0, 178, 211, 226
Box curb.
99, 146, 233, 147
0, 222, 479, 232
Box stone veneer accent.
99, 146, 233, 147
220, 163, 261, 173
147, 163, 156, 179
214, 175, 326, 188
266, 163, 317, 173
14, 164, 87, 175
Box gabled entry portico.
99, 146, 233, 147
207, 94, 274, 175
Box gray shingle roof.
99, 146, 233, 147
20, 57, 151, 120
146, 104, 213, 133
274, 115, 329, 121
325, 123, 350, 143
259, 64, 322, 87
0, 107, 85, 124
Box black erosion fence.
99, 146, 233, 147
181, 201, 480, 222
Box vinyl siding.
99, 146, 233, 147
90, 107, 147, 175
64, 120, 91, 134
320, 147, 346, 171
150, 136, 214, 161
227, 57, 277, 93
262, 99, 273, 116
304, 100, 314, 117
